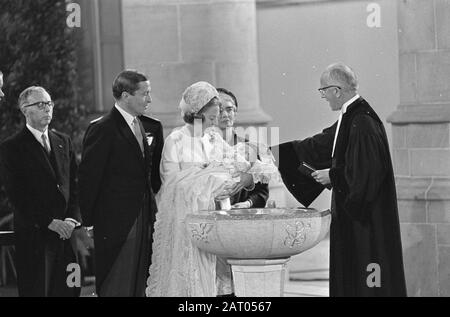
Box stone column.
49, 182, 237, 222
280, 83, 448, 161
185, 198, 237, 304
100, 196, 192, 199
121, 0, 271, 131
388, 0, 450, 296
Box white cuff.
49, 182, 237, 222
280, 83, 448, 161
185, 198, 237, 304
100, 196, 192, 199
64, 218, 81, 227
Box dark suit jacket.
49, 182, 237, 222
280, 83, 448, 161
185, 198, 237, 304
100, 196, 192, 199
139, 115, 163, 194
0, 127, 81, 296
229, 132, 269, 208
78, 107, 156, 292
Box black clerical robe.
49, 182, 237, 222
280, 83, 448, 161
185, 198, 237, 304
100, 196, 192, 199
273, 97, 407, 297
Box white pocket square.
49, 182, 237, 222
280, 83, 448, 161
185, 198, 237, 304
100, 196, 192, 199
146, 136, 154, 146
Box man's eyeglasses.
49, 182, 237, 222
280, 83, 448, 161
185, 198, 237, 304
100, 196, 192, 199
318, 85, 341, 95
22, 101, 55, 110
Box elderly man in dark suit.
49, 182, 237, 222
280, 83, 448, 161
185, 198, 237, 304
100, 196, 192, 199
0, 86, 81, 297
79, 70, 157, 297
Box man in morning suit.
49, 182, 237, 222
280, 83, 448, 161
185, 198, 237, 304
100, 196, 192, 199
78, 70, 156, 297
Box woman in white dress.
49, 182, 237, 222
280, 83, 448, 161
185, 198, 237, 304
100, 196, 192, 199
146, 82, 241, 296
146, 82, 278, 297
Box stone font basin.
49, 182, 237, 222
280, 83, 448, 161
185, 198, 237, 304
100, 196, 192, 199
185, 208, 331, 259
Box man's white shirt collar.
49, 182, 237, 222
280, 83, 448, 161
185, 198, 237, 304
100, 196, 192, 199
26, 123, 50, 150
332, 94, 360, 157
115, 103, 137, 132
340, 94, 360, 115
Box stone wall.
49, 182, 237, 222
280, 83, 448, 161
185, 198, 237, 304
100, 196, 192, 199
388, 0, 450, 296
121, 0, 271, 132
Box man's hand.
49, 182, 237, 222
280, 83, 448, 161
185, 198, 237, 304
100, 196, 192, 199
64, 219, 76, 236
48, 219, 74, 240
311, 169, 331, 186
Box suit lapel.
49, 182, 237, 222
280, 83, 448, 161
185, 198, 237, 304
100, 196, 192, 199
21, 127, 57, 181
112, 108, 146, 168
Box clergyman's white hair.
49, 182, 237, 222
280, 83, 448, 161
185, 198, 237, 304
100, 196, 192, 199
323, 62, 359, 91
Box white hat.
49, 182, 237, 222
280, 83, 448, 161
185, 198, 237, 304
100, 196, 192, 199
179, 81, 219, 115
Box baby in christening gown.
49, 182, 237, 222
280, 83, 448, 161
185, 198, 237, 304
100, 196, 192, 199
203, 127, 278, 201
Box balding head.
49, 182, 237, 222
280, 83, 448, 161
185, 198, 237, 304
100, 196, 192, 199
321, 63, 358, 93
319, 63, 359, 111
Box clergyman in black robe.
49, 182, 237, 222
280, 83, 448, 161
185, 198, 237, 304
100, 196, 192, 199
272, 63, 407, 297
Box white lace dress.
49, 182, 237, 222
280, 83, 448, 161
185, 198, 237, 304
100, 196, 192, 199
146, 125, 279, 297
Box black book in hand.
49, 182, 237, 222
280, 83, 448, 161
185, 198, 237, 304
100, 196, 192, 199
298, 162, 316, 177
297, 162, 332, 190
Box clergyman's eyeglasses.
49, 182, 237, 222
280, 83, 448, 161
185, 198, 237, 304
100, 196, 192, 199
318, 85, 341, 95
